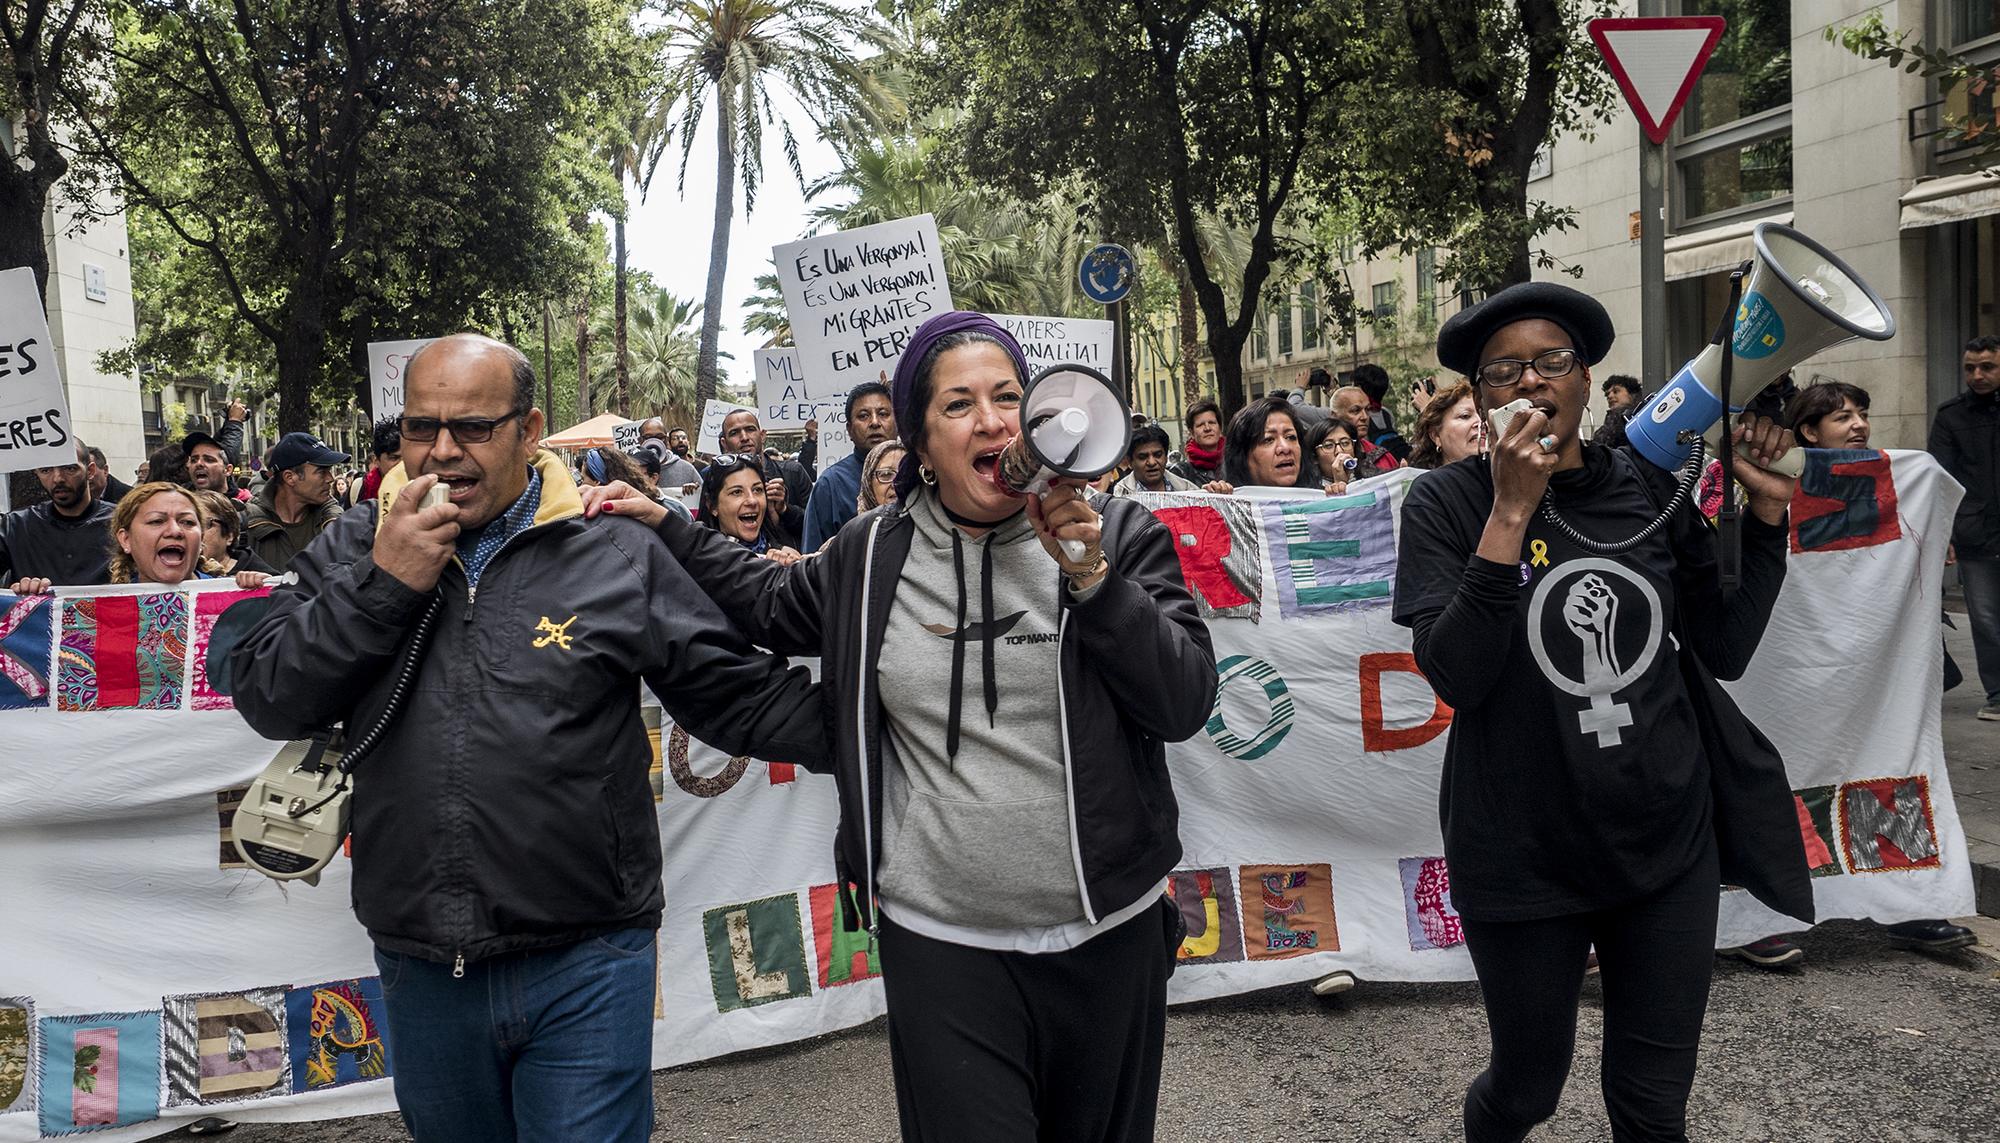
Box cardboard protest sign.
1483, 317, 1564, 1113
0, 267, 75, 471
774, 214, 951, 397
990, 314, 1116, 374
754, 347, 852, 459
365, 338, 435, 420
696, 398, 756, 456
611, 419, 644, 451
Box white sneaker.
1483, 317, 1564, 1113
1310, 970, 1357, 996
1979, 704, 2000, 721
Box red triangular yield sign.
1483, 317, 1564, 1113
1589, 16, 1727, 145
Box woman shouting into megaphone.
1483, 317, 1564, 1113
582, 311, 1215, 1142
1391, 282, 1810, 1143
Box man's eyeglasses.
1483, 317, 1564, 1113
398, 410, 526, 444
1476, 349, 1578, 390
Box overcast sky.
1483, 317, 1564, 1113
621, 105, 845, 391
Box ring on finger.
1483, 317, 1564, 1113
1537, 434, 1559, 454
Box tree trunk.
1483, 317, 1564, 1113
1177, 265, 1200, 405
695, 86, 735, 406
615, 214, 630, 415
0, 164, 54, 295
576, 298, 592, 417
542, 298, 555, 414
275, 265, 328, 434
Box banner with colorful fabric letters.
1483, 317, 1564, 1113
0, 451, 1975, 1139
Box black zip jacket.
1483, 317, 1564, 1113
1930, 389, 2000, 557
654, 493, 1217, 931
0, 498, 114, 585
228, 455, 828, 965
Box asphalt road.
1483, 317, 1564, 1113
216, 916, 2000, 1142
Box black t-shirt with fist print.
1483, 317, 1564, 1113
1393, 445, 1787, 922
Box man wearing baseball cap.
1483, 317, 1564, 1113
242, 431, 348, 570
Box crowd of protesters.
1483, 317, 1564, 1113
3, 306, 1992, 1143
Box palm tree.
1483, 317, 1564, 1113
593, 288, 707, 423
650, 0, 891, 405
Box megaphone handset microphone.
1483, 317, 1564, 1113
988, 364, 1132, 563
1626, 223, 1896, 480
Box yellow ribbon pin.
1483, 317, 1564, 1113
1529, 540, 1550, 568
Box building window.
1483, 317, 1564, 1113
1951, 1, 2000, 44
1277, 297, 1294, 357
1253, 313, 1268, 362
1300, 281, 1320, 350
1416, 248, 1437, 313
1372, 281, 1396, 319
1673, 0, 1791, 228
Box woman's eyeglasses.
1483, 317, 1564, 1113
1476, 349, 1577, 390
1318, 438, 1356, 452
870, 467, 899, 484
398, 410, 526, 444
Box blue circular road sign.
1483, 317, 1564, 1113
1079, 243, 1137, 305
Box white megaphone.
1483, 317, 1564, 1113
989, 363, 1131, 561
1626, 222, 1895, 478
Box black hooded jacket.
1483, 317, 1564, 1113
653, 493, 1217, 931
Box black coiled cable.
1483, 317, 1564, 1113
1535, 437, 1709, 556
288, 590, 445, 819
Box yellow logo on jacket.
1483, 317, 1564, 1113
533, 615, 578, 650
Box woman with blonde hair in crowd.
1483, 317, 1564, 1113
855, 438, 907, 515
107, 483, 267, 589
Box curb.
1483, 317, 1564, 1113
1977, 859, 2000, 920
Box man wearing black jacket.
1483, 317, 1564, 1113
1, 441, 114, 593
229, 334, 827, 1143
1932, 334, 2000, 720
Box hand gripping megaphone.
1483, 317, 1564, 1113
1626, 223, 1896, 478
988, 363, 1131, 561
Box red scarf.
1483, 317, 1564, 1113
1184, 439, 1223, 472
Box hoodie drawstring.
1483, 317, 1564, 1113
946, 532, 967, 763
980, 539, 997, 728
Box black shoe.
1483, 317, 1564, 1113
1883, 919, 1977, 953
1721, 935, 1805, 969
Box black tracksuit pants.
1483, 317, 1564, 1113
877, 900, 1177, 1143
1459, 842, 1721, 1143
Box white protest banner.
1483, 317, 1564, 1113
774, 214, 950, 395
751, 347, 852, 471
990, 313, 1116, 373
611, 419, 644, 452
365, 338, 435, 421
0, 266, 75, 470
0, 452, 1975, 1140
696, 398, 755, 456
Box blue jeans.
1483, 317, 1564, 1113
1960, 557, 2000, 703
372, 929, 656, 1143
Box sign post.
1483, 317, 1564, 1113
1078, 244, 1136, 403
1588, 12, 1725, 395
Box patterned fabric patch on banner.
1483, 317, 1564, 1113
190, 588, 268, 711
1237, 863, 1338, 960
1167, 868, 1245, 965
216, 786, 250, 870
1398, 857, 1465, 951
1359, 652, 1453, 753
163, 988, 288, 1106
1204, 655, 1294, 760
1838, 776, 1942, 873
667, 725, 750, 798
1260, 491, 1398, 619
284, 978, 390, 1092
57, 593, 189, 712
0, 594, 53, 710
35, 1011, 160, 1135
0, 996, 32, 1114
1143, 496, 1265, 622
645, 705, 665, 802
1794, 785, 1843, 877
703, 894, 811, 1012
1791, 449, 1901, 554
809, 883, 881, 988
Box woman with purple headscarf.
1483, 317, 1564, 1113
583, 311, 1216, 1140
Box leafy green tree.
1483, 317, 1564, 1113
85, 0, 644, 432
1828, 11, 2000, 158
927, 0, 1364, 420
0, 0, 113, 294
649, 0, 891, 406
593, 285, 703, 424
